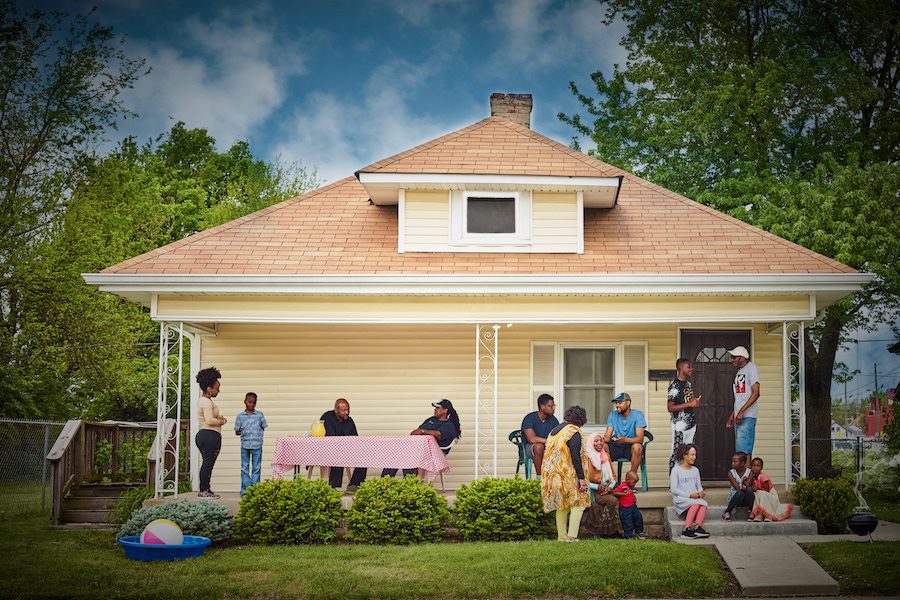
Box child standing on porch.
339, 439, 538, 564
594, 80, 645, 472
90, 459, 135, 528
670, 443, 710, 539
613, 470, 646, 539
234, 392, 268, 496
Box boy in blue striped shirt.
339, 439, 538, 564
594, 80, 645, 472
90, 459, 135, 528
235, 392, 268, 496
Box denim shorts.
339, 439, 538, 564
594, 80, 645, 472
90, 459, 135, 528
735, 417, 757, 455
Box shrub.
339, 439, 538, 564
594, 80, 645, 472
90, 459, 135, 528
346, 476, 450, 544
233, 478, 343, 544
792, 477, 858, 534
453, 477, 552, 541
118, 499, 233, 542
112, 487, 155, 524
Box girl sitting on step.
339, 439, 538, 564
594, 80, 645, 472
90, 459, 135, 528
748, 457, 794, 522
670, 444, 710, 539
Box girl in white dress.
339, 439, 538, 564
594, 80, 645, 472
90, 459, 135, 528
669, 444, 710, 539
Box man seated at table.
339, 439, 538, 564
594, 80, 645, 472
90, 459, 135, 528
320, 398, 367, 491
381, 399, 461, 478
521, 393, 559, 478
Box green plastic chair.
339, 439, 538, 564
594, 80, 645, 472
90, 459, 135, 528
613, 430, 653, 491
508, 430, 533, 479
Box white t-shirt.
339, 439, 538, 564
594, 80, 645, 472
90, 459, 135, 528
733, 361, 760, 419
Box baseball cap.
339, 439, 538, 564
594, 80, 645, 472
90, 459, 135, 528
727, 346, 750, 359
611, 392, 631, 403
432, 399, 454, 410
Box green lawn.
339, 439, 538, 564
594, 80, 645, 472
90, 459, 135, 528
0, 512, 728, 599
806, 541, 900, 595
865, 491, 900, 524
0, 481, 48, 516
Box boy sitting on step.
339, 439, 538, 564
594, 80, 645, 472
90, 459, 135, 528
613, 470, 646, 539
723, 452, 754, 521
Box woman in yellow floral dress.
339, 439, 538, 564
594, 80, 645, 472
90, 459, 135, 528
541, 405, 591, 541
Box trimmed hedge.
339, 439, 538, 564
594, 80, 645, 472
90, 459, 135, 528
792, 477, 858, 533
234, 478, 343, 544
454, 476, 552, 541
118, 499, 233, 542
346, 475, 450, 544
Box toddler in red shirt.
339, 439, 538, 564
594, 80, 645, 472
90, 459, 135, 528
613, 470, 645, 539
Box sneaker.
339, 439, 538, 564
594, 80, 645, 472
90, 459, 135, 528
197, 490, 220, 499
747, 515, 756, 521
680, 528, 697, 539
753, 514, 764, 522
634, 532, 647, 540
722, 511, 731, 522
693, 526, 711, 538
345, 484, 360, 492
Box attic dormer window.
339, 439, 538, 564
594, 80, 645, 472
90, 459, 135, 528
466, 194, 516, 234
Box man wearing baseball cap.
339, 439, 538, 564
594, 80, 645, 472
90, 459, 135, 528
381, 399, 461, 478
726, 346, 760, 461
603, 392, 646, 479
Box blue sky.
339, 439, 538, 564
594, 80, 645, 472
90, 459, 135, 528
38, 0, 626, 183
30, 0, 900, 398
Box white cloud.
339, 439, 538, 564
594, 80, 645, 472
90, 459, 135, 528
379, 0, 477, 26
272, 57, 479, 184
486, 0, 628, 72
120, 7, 305, 148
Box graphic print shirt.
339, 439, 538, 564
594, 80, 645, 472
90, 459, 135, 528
667, 379, 696, 429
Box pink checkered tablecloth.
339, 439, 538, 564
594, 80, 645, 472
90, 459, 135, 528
271, 435, 450, 480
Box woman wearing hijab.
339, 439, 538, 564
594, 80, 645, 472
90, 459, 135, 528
582, 432, 623, 537
540, 405, 591, 541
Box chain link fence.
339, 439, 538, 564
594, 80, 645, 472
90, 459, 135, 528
807, 436, 897, 494
0, 419, 66, 515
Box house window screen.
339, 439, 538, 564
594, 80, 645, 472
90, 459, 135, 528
563, 348, 615, 426
466, 197, 515, 233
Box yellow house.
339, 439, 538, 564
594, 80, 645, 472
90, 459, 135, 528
85, 94, 872, 493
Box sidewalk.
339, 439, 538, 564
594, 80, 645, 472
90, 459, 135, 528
674, 519, 900, 596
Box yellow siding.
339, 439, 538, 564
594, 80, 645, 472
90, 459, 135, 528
158, 294, 814, 322
200, 322, 787, 492
403, 191, 448, 249
532, 192, 578, 249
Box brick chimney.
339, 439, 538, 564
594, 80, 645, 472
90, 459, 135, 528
490, 93, 532, 129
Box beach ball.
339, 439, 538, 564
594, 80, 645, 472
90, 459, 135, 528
140, 518, 184, 545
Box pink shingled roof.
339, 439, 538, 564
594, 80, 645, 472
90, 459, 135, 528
103, 117, 855, 276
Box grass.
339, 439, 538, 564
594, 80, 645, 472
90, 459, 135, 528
0, 512, 728, 599
865, 491, 900, 523
806, 541, 900, 595
0, 481, 48, 517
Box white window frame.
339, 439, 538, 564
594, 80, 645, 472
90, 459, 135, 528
451, 190, 532, 246
558, 342, 623, 433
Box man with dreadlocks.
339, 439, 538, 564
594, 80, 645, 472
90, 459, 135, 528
381, 399, 461, 478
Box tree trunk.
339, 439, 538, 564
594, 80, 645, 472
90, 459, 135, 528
805, 313, 843, 478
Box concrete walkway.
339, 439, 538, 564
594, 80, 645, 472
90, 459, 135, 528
672, 518, 900, 596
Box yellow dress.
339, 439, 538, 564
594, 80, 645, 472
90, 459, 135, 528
541, 424, 592, 513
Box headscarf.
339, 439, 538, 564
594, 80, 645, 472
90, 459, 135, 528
585, 432, 616, 485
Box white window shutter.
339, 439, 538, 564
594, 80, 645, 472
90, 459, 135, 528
531, 342, 557, 404
622, 342, 648, 417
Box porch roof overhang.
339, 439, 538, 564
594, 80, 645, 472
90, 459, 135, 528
83, 272, 874, 321
355, 172, 622, 207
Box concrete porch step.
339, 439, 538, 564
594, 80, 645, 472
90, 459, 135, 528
666, 506, 818, 538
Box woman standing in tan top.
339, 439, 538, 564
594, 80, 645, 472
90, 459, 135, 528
196, 367, 227, 498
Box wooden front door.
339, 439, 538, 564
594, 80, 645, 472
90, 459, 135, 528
680, 329, 751, 481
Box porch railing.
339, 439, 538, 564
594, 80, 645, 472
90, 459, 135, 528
46, 420, 190, 525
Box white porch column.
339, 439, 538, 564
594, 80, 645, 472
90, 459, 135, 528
187, 330, 200, 491
474, 324, 501, 479
783, 321, 806, 484
155, 322, 184, 497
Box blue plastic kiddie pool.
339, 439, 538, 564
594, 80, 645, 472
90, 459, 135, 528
118, 535, 212, 561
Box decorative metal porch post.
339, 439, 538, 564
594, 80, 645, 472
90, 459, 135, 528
155, 322, 184, 497
474, 324, 501, 479
783, 321, 806, 484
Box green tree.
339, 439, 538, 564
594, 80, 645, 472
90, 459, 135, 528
561, 0, 900, 475
0, 3, 146, 416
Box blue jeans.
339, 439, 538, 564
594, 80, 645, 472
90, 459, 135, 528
735, 417, 757, 455
240, 446, 263, 496
619, 504, 643, 538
